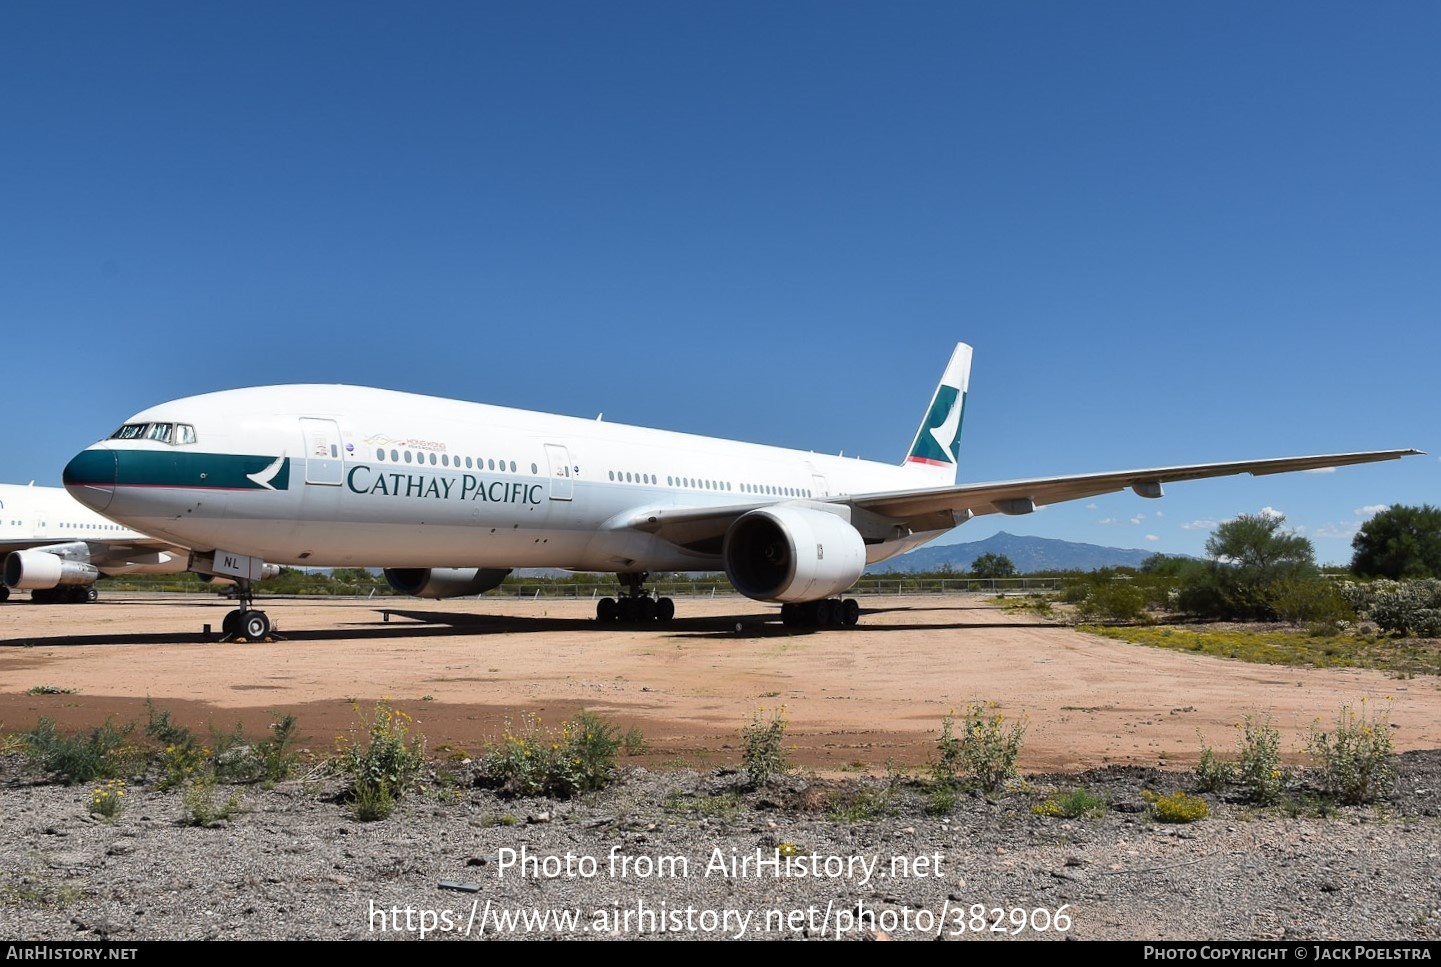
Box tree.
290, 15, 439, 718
1350, 504, 1441, 580
1178, 512, 1319, 620
970, 552, 1017, 579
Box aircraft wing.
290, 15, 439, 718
623, 449, 1422, 552
0, 537, 190, 574
848, 449, 1424, 531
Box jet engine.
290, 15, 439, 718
723, 506, 865, 603
384, 567, 512, 599
3, 547, 99, 589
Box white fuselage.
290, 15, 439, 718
0, 483, 150, 546
65, 385, 948, 573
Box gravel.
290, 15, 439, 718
3, 752, 1440, 941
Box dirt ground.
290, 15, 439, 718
2, 593, 1438, 773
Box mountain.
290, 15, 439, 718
867, 531, 1163, 574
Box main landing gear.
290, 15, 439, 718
220, 582, 277, 642
781, 597, 860, 628
596, 572, 676, 624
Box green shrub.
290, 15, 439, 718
740, 707, 790, 788
479, 710, 626, 798
932, 703, 1026, 796
1195, 738, 1236, 792
339, 701, 426, 819
1236, 714, 1288, 805
1339, 579, 1441, 636
24, 718, 139, 785
1077, 581, 1149, 623
1032, 787, 1107, 818
1143, 789, 1209, 823
1307, 700, 1396, 804
1267, 576, 1353, 626
180, 773, 245, 826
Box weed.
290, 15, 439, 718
479, 710, 625, 798
1142, 789, 1209, 823
619, 725, 649, 757
924, 783, 960, 816
339, 701, 426, 819
26, 685, 75, 696
1195, 735, 1236, 792
1307, 700, 1396, 805
828, 767, 903, 822
89, 779, 127, 818
256, 714, 301, 784
740, 707, 790, 787
1032, 787, 1107, 819
180, 773, 245, 826
479, 813, 519, 827
663, 791, 743, 819
1236, 714, 1288, 805
24, 718, 140, 785
932, 703, 1026, 797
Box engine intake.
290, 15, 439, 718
723, 506, 865, 603
4, 550, 100, 589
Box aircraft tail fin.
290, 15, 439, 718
902, 342, 972, 485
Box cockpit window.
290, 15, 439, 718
109, 422, 197, 446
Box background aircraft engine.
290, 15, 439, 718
384, 567, 512, 599
723, 506, 865, 603
4, 549, 100, 589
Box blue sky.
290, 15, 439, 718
3, 2, 1436, 565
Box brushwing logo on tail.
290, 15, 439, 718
907, 386, 965, 467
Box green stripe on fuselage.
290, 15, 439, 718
113, 450, 291, 491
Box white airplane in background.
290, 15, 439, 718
0, 482, 192, 602
62, 343, 1419, 639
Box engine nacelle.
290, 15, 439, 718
723, 506, 866, 603
4, 550, 100, 589
384, 567, 512, 599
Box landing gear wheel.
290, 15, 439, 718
222, 610, 241, 636
656, 597, 675, 622
597, 597, 618, 622
0, 586, 8, 602
813, 599, 833, 626
240, 610, 271, 640
618, 597, 637, 623
841, 598, 860, 626
637, 596, 658, 622
84, 587, 98, 603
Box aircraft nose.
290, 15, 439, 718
63, 447, 117, 513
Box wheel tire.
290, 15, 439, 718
222, 610, 241, 636
597, 597, 618, 622
618, 597, 637, 623
637, 596, 658, 622
84, 587, 98, 604
0, 586, 8, 602
812, 600, 832, 626
656, 597, 675, 622
842, 598, 860, 626
241, 610, 271, 640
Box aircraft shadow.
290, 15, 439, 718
0, 606, 1059, 648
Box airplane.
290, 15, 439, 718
1, 481, 193, 602
60, 343, 1419, 639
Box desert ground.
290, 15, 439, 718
3, 592, 1437, 770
